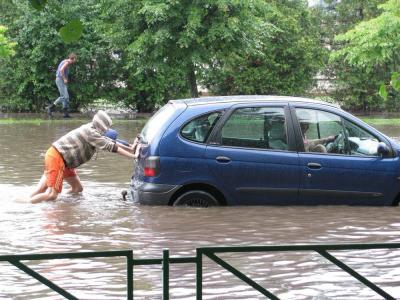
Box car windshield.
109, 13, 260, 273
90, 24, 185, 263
141, 103, 178, 144
343, 119, 380, 156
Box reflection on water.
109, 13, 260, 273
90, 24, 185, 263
1, 121, 400, 299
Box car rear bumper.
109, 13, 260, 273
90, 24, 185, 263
130, 180, 181, 205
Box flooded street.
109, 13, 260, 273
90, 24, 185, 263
1, 121, 400, 299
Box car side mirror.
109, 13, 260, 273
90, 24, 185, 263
377, 142, 390, 157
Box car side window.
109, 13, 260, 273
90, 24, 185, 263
342, 119, 381, 156
296, 108, 346, 154
181, 112, 221, 143
220, 107, 288, 150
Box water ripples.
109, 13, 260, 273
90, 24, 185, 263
2, 185, 400, 299
1, 123, 400, 298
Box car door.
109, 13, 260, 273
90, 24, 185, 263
205, 104, 300, 205
293, 106, 399, 205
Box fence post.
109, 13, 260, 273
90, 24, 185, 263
196, 248, 202, 300
163, 249, 169, 300
127, 251, 133, 300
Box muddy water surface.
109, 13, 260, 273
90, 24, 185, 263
1, 121, 400, 299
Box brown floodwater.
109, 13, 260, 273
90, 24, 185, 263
1, 120, 400, 299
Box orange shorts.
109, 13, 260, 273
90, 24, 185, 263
44, 146, 77, 193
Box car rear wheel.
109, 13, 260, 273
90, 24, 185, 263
172, 190, 219, 207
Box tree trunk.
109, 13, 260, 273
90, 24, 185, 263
187, 62, 199, 98
361, 94, 367, 113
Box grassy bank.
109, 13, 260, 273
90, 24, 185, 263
0, 118, 147, 125
1, 116, 399, 126
360, 117, 400, 126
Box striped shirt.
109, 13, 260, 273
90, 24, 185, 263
52, 123, 118, 168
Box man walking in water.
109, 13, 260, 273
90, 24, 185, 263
47, 53, 77, 118
30, 110, 141, 203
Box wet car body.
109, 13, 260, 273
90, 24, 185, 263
131, 96, 400, 206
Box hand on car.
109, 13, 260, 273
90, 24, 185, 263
130, 134, 141, 152
133, 144, 141, 159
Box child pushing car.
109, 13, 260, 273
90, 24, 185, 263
29, 110, 140, 203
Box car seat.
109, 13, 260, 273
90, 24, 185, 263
268, 120, 288, 150
195, 119, 211, 142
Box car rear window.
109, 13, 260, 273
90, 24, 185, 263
141, 102, 183, 144
180, 112, 222, 143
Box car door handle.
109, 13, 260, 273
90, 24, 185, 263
307, 162, 322, 169
216, 156, 231, 163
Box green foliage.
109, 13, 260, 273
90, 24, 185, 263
0, 26, 16, 57
330, 0, 400, 106
379, 83, 388, 100
29, 0, 83, 43
204, 0, 324, 96
29, 0, 47, 11
332, 0, 400, 68
101, 0, 272, 99
314, 0, 397, 111
59, 19, 83, 43
392, 72, 400, 91
0, 0, 119, 112
3, 0, 399, 114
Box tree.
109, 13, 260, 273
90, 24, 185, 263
321, 0, 397, 112
203, 0, 324, 96
0, 26, 15, 57
331, 0, 400, 101
97, 1, 189, 112
0, 0, 119, 112
102, 0, 272, 99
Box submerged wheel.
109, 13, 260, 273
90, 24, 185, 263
173, 190, 219, 207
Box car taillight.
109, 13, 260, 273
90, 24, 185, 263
144, 156, 160, 177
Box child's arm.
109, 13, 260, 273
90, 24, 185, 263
116, 141, 134, 153
117, 135, 141, 153
116, 144, 141, 159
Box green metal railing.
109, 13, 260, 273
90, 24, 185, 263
0, 250, 134, 300
195, 243, 400, 300
1, 243, 399, 299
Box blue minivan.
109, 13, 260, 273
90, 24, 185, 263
130, 95, 400, 206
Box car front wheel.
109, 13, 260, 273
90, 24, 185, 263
172, 190, 219, 207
